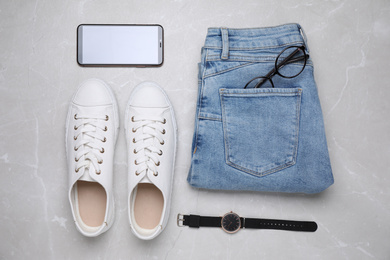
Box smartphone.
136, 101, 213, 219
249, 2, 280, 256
77, 24, 164, 67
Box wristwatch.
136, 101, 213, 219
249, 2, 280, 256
177, 211, 317, 234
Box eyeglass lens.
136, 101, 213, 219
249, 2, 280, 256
276, 46, 307, 78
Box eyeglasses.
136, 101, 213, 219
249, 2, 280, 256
244, 45, 309, 89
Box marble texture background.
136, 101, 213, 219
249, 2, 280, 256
1, 0, 389, 259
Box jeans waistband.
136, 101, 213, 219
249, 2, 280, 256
204, 24, 307, 59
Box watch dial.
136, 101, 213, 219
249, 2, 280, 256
222, 212, 241, 233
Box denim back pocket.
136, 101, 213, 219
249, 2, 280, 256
219, 87, 302, 177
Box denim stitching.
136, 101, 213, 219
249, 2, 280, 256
198, 116, 222, 121
204, 62, 257, 79
193, 49, 209, 155
222, 92, 300, 96
206, 57, 314, 66
207, 23, 300, 31
219, 92, 232, 167
225, 159, 296, 177
204, 41, 304, 51
220, 90, 302, 177
204, 61, 313, 79
292, 89, 303, 164
207, 55, 314, 65
220, 90, 301, 96
207, 55, 277, 60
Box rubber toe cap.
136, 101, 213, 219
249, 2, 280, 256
73, 79, 113, 106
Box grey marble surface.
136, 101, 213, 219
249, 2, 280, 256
1, 0, 389, 259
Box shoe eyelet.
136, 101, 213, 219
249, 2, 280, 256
105, 115, 109, 121
102, 137, 106, 143
75, 168, 79, 173
135, 171, 140, 176
74, 114, 78, 120
132, 128, 136, 133
103, 126, 108, 131
162, 129, 166, 134
98, 160, 103, 164
134, 160, 138, 165
74, 146, 78, 151
96, 170, 101, 175
100, 148, 104, 153
131, 116, 135, 122
158, 150, 163, 156
133, 149, 137, 154
155, 161, 160, 166
75, 157, 79, 162
160, 140, 165, 145
153, 172, 158, 176
132, 138, 136, 143
74, 125, 78, 130
162, 118, 166, 124
74, 136, 77, 140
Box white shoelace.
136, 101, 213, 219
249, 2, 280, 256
131, 114, 166, 176
73, 113, 108, 175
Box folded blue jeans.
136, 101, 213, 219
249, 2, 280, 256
187, 24, 334, 194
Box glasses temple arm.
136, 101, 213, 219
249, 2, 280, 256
253, 66, 277, 88
277, 54, 309, 73
285, 54, 310, 65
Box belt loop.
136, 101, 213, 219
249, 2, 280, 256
297, 24, 310, 53
221, 27, 229, 60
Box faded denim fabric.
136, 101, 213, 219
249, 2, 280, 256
187, 24, 334, 193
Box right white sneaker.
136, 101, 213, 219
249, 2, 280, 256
125, 82, 177, 240
66, 78, 119, 237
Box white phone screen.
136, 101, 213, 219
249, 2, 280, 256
77, 24, 163, 66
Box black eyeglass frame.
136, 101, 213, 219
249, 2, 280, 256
244, 45, 309, 89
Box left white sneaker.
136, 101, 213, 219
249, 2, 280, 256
66, 79, 119, 237
125, 82, 177, 240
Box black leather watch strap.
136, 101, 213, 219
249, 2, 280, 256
183, 214, 222, 228
244, 218, 317, 232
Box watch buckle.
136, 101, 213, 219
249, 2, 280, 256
177, 213, 184, 227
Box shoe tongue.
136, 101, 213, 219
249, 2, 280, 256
139, 173, 152, 184
79, 168, 96, 182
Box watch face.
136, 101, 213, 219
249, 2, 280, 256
221, 212, 241, 234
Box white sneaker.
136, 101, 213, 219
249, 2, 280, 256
125, 82, 177, 240
66, 79, 119, 237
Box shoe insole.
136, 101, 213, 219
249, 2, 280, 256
77, 180, 107, 227
134, 183, 164, 229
